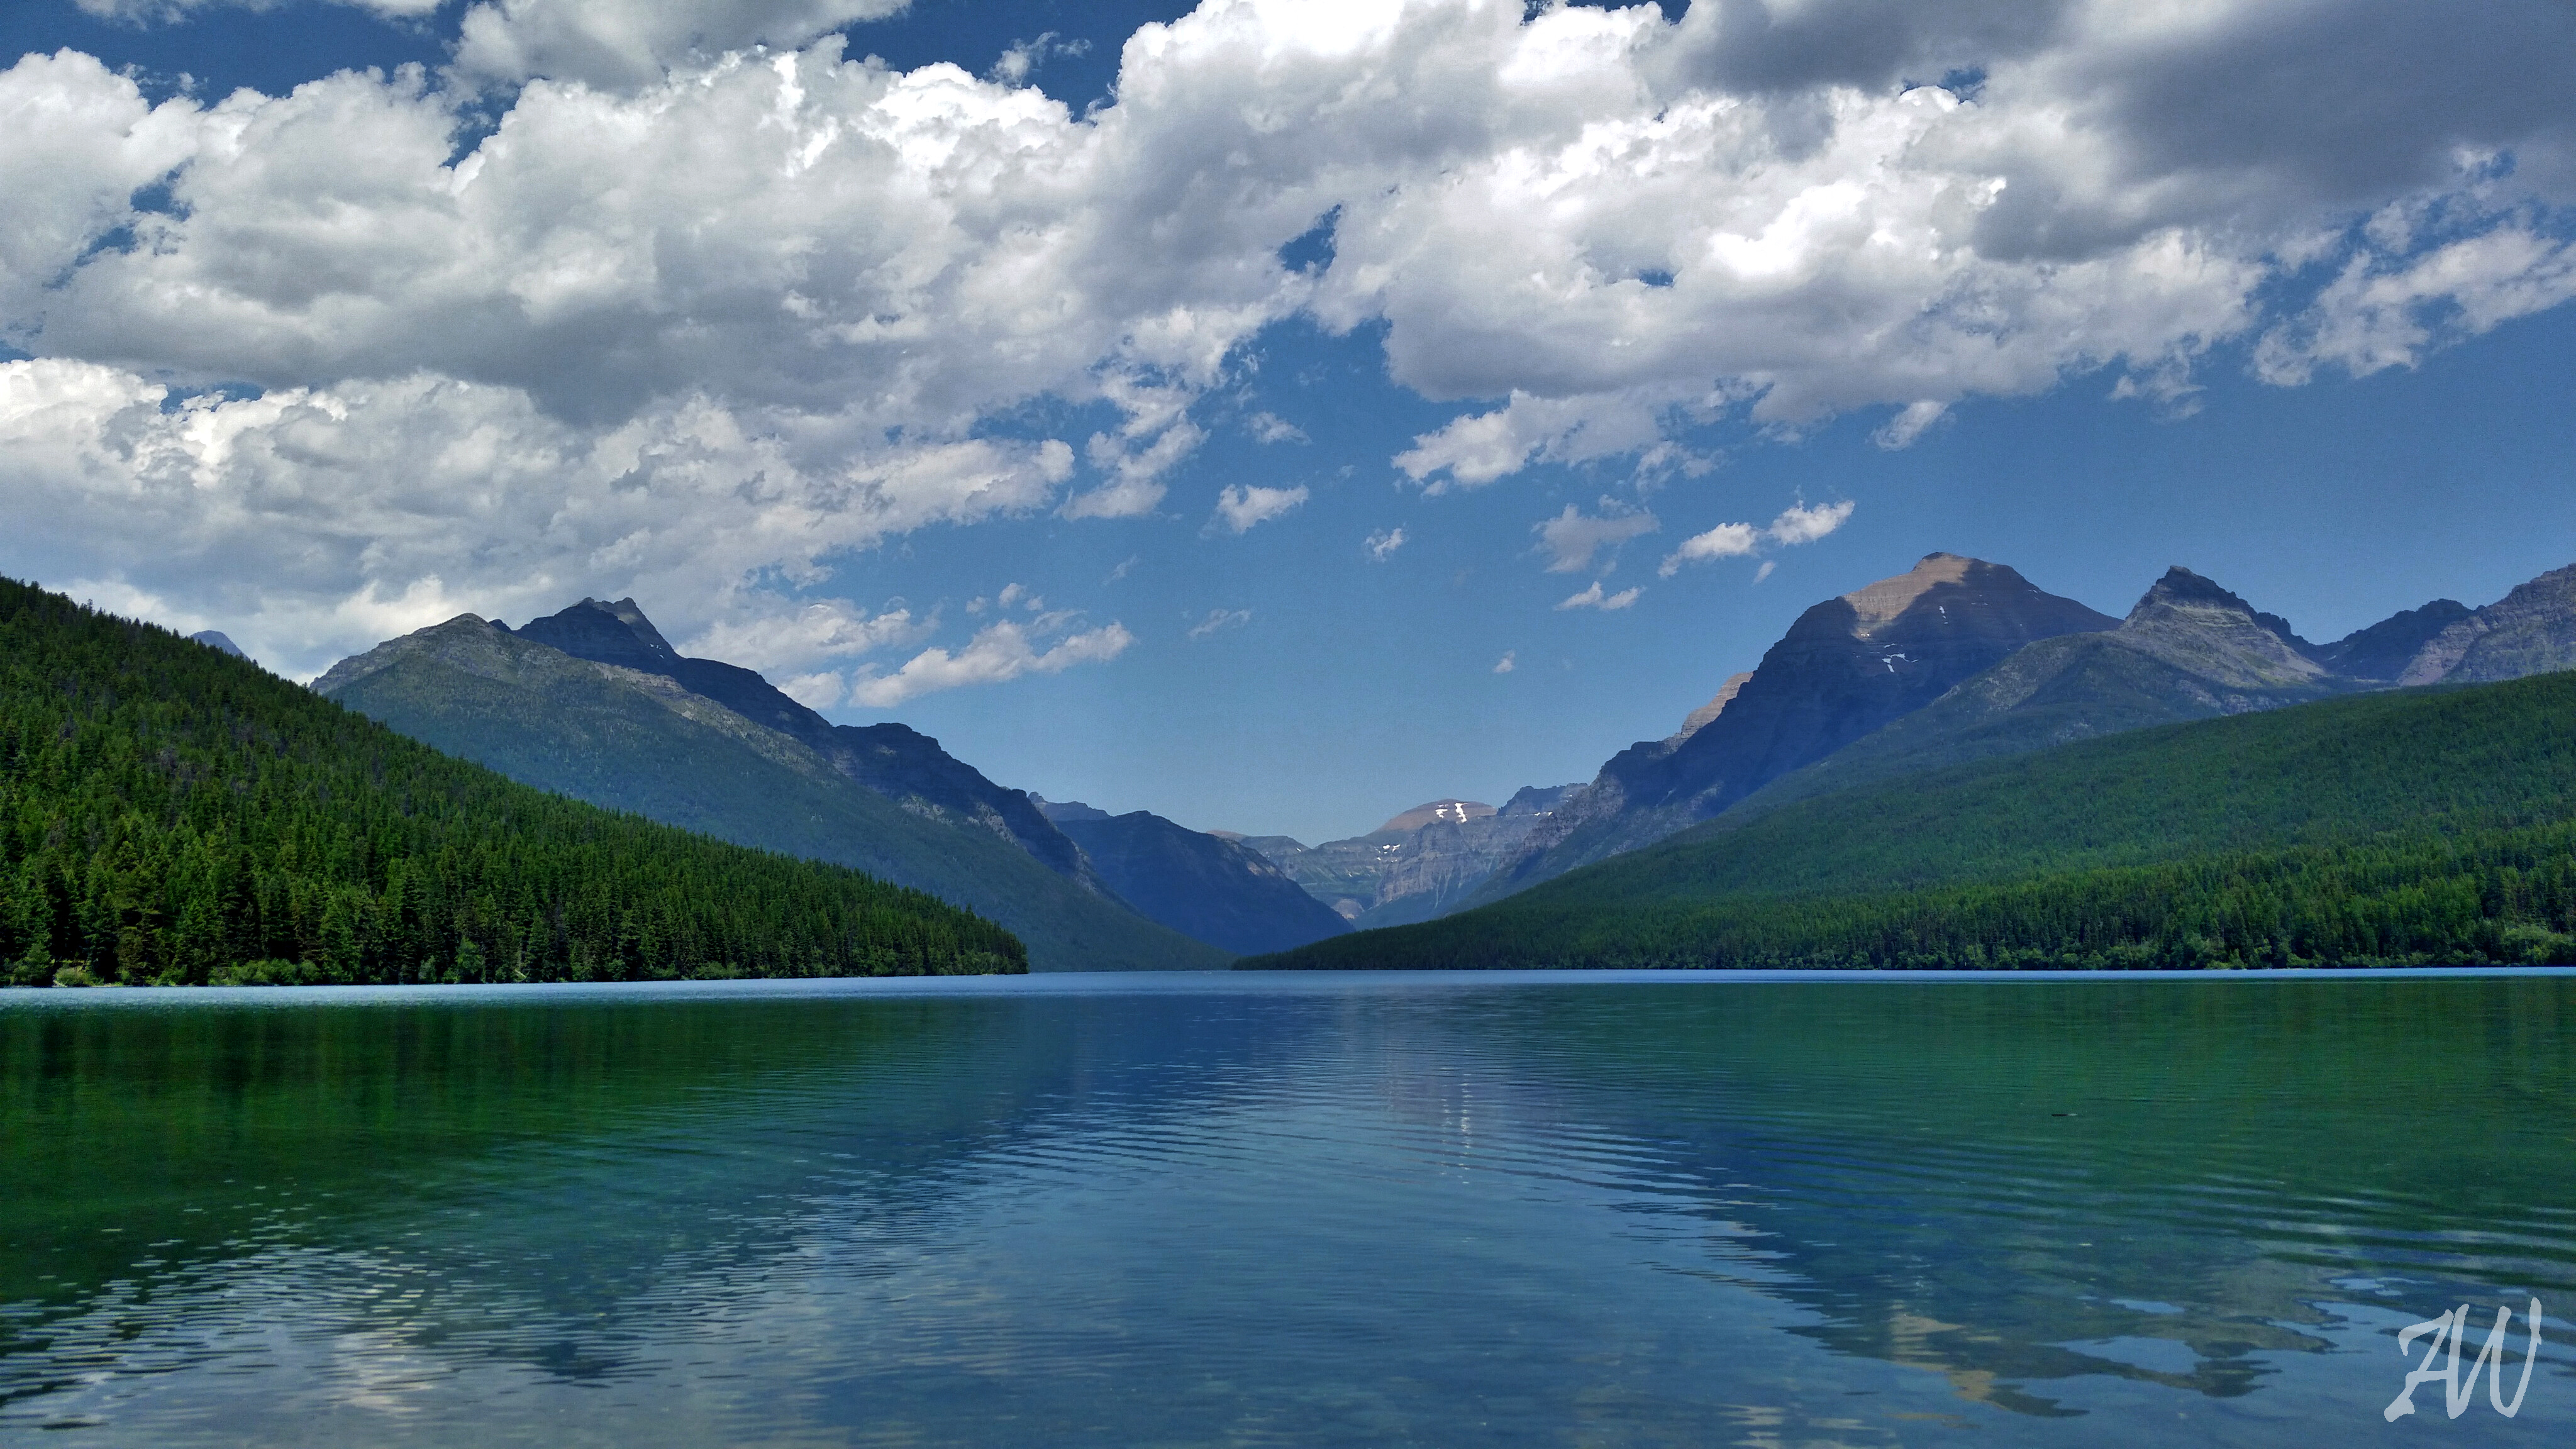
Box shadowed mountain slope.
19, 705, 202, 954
1032, 799, 1350, 954
513, 599, 1097, 885
314, 617, 1222, 973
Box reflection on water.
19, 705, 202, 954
3, 972, 2572, 1446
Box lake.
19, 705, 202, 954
3, 970, 2570, 1446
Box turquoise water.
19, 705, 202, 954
3, 971, 2571, 1446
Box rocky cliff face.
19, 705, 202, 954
2400, 564, 2576, 685
1032, 798, 1350, 955
2316, 599, 2472, 682
1477, 554, 2118, 897
1238, 785, 1579, 928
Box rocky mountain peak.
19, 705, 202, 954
513, 597, 684, 674
1498, 784, 1577, 817
1818, 553, 2112, 647
1379, 799, 1496, 833
1840, 552, 1980, 636
2118, 569, 2328, 687
2402, 562, 2576, 686
189, 630, 247, 658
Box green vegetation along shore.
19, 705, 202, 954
1252, 671, 2576, 971
0, 579, 1024, 985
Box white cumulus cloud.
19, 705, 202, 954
1557, 580, 1643, 611
1211, 482, 1309, 535
847, 616, 1133, 708
1660, 499, 1854, 577
4, 0, 2575, 671
1365, 526, 1407, 561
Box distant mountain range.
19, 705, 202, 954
1258, 550, 2576, 970
1258, 666, 2576, 971
1463, 553, 2576, 908
287, 547, 2576, 974
1226, 787, 1577, 929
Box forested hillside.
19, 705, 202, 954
1254, 672, 2576, 971
0, 579, 1024, 985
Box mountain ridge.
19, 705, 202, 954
314, 614, 1224, 972
1472, 553, 2119, 901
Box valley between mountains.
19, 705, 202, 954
12, 548, 2576, 980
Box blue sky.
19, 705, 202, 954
3, 0, 2573, 843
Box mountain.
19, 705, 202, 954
189, 630, 247, 659
511, 599, 1099, 887
2400, 562, 2576, 685
1238, 785, 1580, 928
1728, 567, 2355, 818
2316, 599, 2473, 680
1252, 669, 2576, 972
0, 576, 1023, 987
313, 613, 1223, 973
1031, 798, 1350, 954
1474, 554, 2117, 899
1727, 561, 2576, 825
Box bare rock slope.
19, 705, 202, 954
1475, 554, 2117, 899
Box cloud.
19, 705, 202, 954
1534, 503, 1658, 574
7, 3, 2576, 658
1394, 392, 1667, 494
989, 31, 1089, 88
1211, 482, 1309, 535
2255, 220, 2576, 384
1658, 499, 1853, 576
1070, 420, 1208, 520
682, 598, 930, 677
847, 616, 1132, 708
1492, 650, 1516, 674
1659, 524, 1762, 575
967, 582, 1043, 616
456, 0, 913, 89
1556, 580, 1642, 611
1185, 607, 1250, 640
76, 0, 438, 20
1247, 411, 1308, 444
1364, 526, 1407, 562
0, 357, 1069, 675
1765, 500, 1857, 546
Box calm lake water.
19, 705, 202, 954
3, 970, 2571, 1446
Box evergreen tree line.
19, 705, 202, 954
1, 578, 1025, 985
1261, 818, 2576, 971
